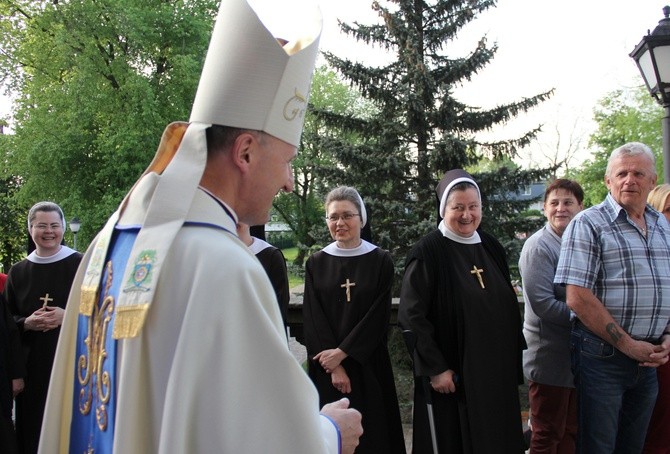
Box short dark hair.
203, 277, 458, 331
544, 179, 584, 204
205, 125, 265, 155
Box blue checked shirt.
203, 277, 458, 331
555, 193, 670, 339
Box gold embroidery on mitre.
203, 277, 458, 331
78, 261, 115, 432
112, 304, 150, 339
283, 88, 307, 121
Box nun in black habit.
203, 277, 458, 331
236, 223, 290, 332
398, 170, 526, 453
303, 186, 406, 454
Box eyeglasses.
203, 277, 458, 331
326, 213, 360, 223
32, 223, 63, 231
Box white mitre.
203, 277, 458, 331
79, 0, 322, 338
191, 0, 321, 147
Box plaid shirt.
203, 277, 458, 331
555, 193, 670, 339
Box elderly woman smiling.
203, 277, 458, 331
399, 169, 526, 453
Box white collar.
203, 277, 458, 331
248, 237, 272, 254
322, 239, 377, 257
438, 220, 481, 244
27, 246, 77, 264
198, 186, 239, 225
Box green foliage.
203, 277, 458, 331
474, 163, 551, 280
275, 66, 377, 266
312, 0, 553, 289
0, 0, 218, 252
1, 0, 555, 281
0, 142, 28, 270
266, 232, 295, 250
570, 86, 664, 206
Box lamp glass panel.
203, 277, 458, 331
652, 45, 670, 83
639, 49, 659, 90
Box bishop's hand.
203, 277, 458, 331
320, 398, 363, 454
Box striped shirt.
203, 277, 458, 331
555, 193, 670, 339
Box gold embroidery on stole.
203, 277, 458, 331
77, 260, 115, 431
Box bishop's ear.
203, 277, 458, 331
231, 132, 258, 169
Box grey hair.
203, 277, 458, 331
27, 201, 66, 231
324, 186, 367, 227
446, 181, 480, 205
605, 142, 656, 177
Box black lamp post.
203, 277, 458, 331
70, 217, 81, 251
630, 5, 670, 183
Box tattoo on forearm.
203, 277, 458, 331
606, 323, 622, 344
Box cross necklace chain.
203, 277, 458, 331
633, 217, 647, 237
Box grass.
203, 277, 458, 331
282, 247, 303, 288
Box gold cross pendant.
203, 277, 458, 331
40, 293, 54, 308
340, 278, 356, 302
470, 265, 485, 289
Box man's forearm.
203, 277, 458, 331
567, 284, 632, 348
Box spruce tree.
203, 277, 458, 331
313, 0, 554, 282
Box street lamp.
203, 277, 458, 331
630, 5, 670, 183
70, 217, 81, 251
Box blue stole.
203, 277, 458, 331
69, 228, 138, 453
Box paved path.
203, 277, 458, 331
288, 335, 307, 365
